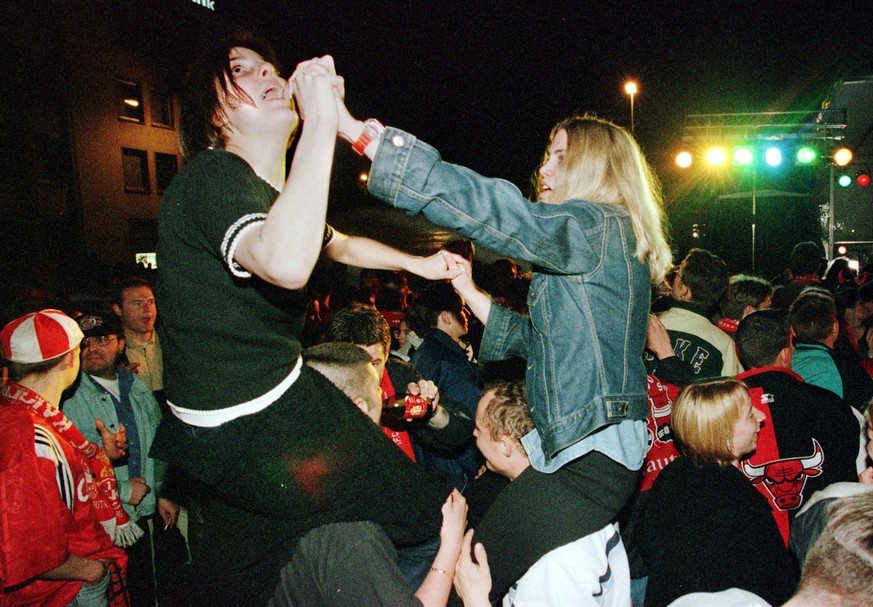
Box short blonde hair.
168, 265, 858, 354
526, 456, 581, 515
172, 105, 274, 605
671, 378, 751, 467
538, 114, 672, 283
482, 380, 533, 452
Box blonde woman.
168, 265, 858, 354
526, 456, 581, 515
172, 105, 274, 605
640, 378, 797, 607
337, 108, 670, 602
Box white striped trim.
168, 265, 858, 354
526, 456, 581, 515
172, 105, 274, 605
220, 213, 267, 278
34, 424, 74, 511
168, 356, 302, 427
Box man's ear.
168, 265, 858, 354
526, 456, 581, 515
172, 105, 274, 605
676, 281, 691, 301
64, 349, 78, 370
439, 310, 453, 326
352, 397, 370, 416
499, 436, 513, 457
111, 303, 123, 318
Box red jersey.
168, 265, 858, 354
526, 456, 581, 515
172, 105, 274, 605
0, 389, 125, 606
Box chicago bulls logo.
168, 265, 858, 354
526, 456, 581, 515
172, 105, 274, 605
742, 439, 824, 511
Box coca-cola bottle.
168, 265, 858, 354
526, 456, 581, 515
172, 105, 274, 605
381, 393, 433, 425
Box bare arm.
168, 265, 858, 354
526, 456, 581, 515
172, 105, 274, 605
325, 231, 465, 281
39, 554, 107, 585
449, 257, 491, 326
233, 58, 339, 289
414, 490, 467, 607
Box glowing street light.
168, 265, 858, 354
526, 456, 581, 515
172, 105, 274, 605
624, 81, 638, 133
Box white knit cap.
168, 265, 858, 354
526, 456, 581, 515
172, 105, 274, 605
0, 309, 84, 363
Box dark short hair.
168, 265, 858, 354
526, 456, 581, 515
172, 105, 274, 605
179, 30, 280, 161
790, 241, 823, 276
325, 306, 390, 356
790, 290, 837, 343
113, 276, 153, 306
407, 282, 464, 332
680, 248, 729, 310
303, 342, 376, 403
720, 274, 773, 321
736, 309, 791, 370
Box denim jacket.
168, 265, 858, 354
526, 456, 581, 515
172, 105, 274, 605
62, 367, 165, 519
369, 128, 649, 472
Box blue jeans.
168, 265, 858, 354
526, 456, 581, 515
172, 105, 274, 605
396, 535, 441, 589
68, 571, 109, 607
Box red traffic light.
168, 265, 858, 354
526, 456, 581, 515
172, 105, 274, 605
857, 172, 871, 187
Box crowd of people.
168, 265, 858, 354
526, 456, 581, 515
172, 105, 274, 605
2, 29, 872, 607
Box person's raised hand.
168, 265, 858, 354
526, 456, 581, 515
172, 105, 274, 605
95, 418, 127, 461
289, 56, 338, 126
453, 529, 491, 607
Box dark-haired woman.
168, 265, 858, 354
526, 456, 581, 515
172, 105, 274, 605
151, 36, 461, 606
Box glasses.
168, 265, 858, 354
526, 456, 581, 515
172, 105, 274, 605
81, 335, 118, 349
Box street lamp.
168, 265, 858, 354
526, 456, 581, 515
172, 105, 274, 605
624, 81, 638, 132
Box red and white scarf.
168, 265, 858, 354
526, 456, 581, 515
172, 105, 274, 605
1, 383, 143, 548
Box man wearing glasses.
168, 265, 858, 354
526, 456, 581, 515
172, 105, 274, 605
63, 313, 179, 607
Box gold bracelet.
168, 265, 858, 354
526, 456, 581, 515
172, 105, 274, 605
429, 566, 453, 577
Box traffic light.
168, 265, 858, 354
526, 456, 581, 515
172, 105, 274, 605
857, 171, 870, 187
838, 174, 853, 187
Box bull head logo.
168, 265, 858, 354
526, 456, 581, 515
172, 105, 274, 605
742, 439, 824, 511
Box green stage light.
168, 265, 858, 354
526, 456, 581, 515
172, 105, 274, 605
838, 174, 852, 187
734, 147, 753, 165
764, 147, 782, 167
796, 146, 817, 164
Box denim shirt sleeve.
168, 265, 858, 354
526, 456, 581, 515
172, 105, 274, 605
480, 301, 532, 362
368, 128, 606, 275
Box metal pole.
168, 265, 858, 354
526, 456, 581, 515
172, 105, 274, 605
828, 164, 835, 259
751, 164, 757, 272
630, 93, 635, 133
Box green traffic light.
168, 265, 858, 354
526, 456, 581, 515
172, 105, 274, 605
796, 146, 817, 164
838, 174, 852, 187
734, 147, 753, 165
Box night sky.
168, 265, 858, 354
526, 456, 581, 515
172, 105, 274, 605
185, 0, 873, 198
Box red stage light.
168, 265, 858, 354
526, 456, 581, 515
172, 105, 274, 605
857, 172, 871, 187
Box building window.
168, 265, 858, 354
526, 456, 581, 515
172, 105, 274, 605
155, 153, 178, 193
151, 89, 174, 129
117, 79, 144, 123
122, 148, 150, 193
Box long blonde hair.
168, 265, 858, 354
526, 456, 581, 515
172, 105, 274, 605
537, 115, 672, 283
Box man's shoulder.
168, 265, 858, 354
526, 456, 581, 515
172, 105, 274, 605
386, 358, 420, 386
662, 307, 732, 347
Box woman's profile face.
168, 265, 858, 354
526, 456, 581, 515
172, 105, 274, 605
222, 47, 299, 137
538, 129, 568, 204
731, 393, 765, 459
